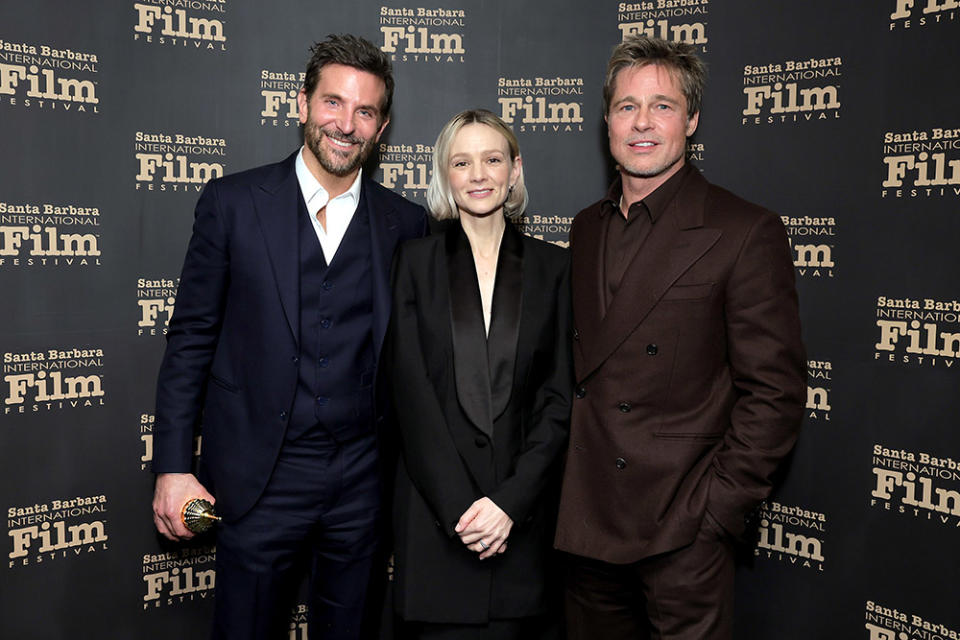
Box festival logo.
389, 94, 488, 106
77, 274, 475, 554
781, 215, 836, 278
142, 545, 216, 609
870, 443, 960, 527
865, 601, 959, 639
880, 126, 960, 199
134, 130, 226, 193
379, 6, 466, 63
742, 56, 841, 126
7, 494, 109, 567
139, 412, 201, 471
0, 38, 99, 113
0, 200, 101, 267
806, 360, 832, 421
3, 347, 105, 415
133, 0, 227, 51
259, 69, 303, 127
515, 214, 571, 248
753, 500, 826, 571
875, 295, 960, 369
137, 277, 178, 336
497, 76, 585, 134
289, 604, 309, 640
376, 141, 432, 202
888, 0, 958, 30
616, 1, 709, 51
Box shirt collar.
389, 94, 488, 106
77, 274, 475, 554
295, 146, 362, 213
601, 162, 694, 223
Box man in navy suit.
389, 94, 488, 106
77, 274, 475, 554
150, 34, 428, 640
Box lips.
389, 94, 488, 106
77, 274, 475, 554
467, 188, 494, 197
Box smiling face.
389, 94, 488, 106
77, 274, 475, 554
298, 63, 389, 180
606, 63, 699, 191
446, 123, 522, 220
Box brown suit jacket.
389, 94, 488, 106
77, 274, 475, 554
554, 167, 805, 564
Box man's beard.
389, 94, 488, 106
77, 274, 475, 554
304, 122, 376, 177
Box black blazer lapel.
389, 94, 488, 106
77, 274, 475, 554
252, 151, 301, 345
487, 223, 523, 422
366, 178, 400, 359
446, 226, 494, 438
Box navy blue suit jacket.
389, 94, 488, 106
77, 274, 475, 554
152, 150, 428, 521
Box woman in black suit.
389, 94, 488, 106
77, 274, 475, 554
385, 109, 573, 639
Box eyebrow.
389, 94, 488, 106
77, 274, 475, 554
616, 94, 681, 106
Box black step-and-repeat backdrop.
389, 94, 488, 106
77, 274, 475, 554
2, 1, 958, 638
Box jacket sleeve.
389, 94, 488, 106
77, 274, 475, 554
489, 253, 573, 525
706, 211, 806, 537
152, 180, 231, 473
386, 243, 480, 536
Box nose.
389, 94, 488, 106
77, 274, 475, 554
335, 111, 355, 135
633, 106, 652, 131
468, 161, 485, 182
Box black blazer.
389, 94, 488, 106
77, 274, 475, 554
152, 151, 428, 521
385, 222, 572, 623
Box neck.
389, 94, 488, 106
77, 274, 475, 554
620, 158, 685, 212
302, 146, 358, 199
460, 211, 506, 258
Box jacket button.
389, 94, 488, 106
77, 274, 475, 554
646, 344, 658, 355
435, 520, 441, 528
618, 401, 632, 413
292, 356, 299, 364
474, 437, 487, 448
615, 457, 627, 470
573, 328, 580, 341
321, 280, 333, 291
575, 386, 586, 399
280, 411, 287, 419
320, 318, 331, 329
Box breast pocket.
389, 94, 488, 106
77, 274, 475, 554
661, 282, 714, 301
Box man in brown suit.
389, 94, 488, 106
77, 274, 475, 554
554, 36, 806, 639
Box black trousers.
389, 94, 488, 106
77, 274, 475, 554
564, 520, 735, 640
211, 430, 381, 640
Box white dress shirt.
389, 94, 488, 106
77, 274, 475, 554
295, 146, 363, 264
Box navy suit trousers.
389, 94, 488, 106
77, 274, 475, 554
211, 430, 381, 640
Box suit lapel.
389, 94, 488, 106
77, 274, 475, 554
366, 179, 400, 358
446, 226, 494, 438
580, 170, 721, 379
487, 223, 523, 422
252, 151, 301, 344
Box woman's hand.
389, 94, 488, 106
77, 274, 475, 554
455, 497, 513, 560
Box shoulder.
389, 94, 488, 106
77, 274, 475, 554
210, 153, 295, 192
519, 231, 569, 282
570, 198, 604, 235
702, 180, 781, 232
395, 231, 442, 264
364, 178, 428, 221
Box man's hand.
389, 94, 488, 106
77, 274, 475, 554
455, 497, 513, 560
152, 473, 215, 541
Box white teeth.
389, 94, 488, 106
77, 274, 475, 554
634, 142, 654, 147
327, 136, 352, 148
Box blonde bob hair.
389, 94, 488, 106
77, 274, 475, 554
426, 109, 528, 220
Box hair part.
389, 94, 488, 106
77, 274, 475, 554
603, 35, 706, 119
303, 34, 394, 121
427, 109, 528, 221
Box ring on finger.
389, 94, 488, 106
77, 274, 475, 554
479, 540, 488, 551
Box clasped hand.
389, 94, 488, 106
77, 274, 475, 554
455, 497, 512, 560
